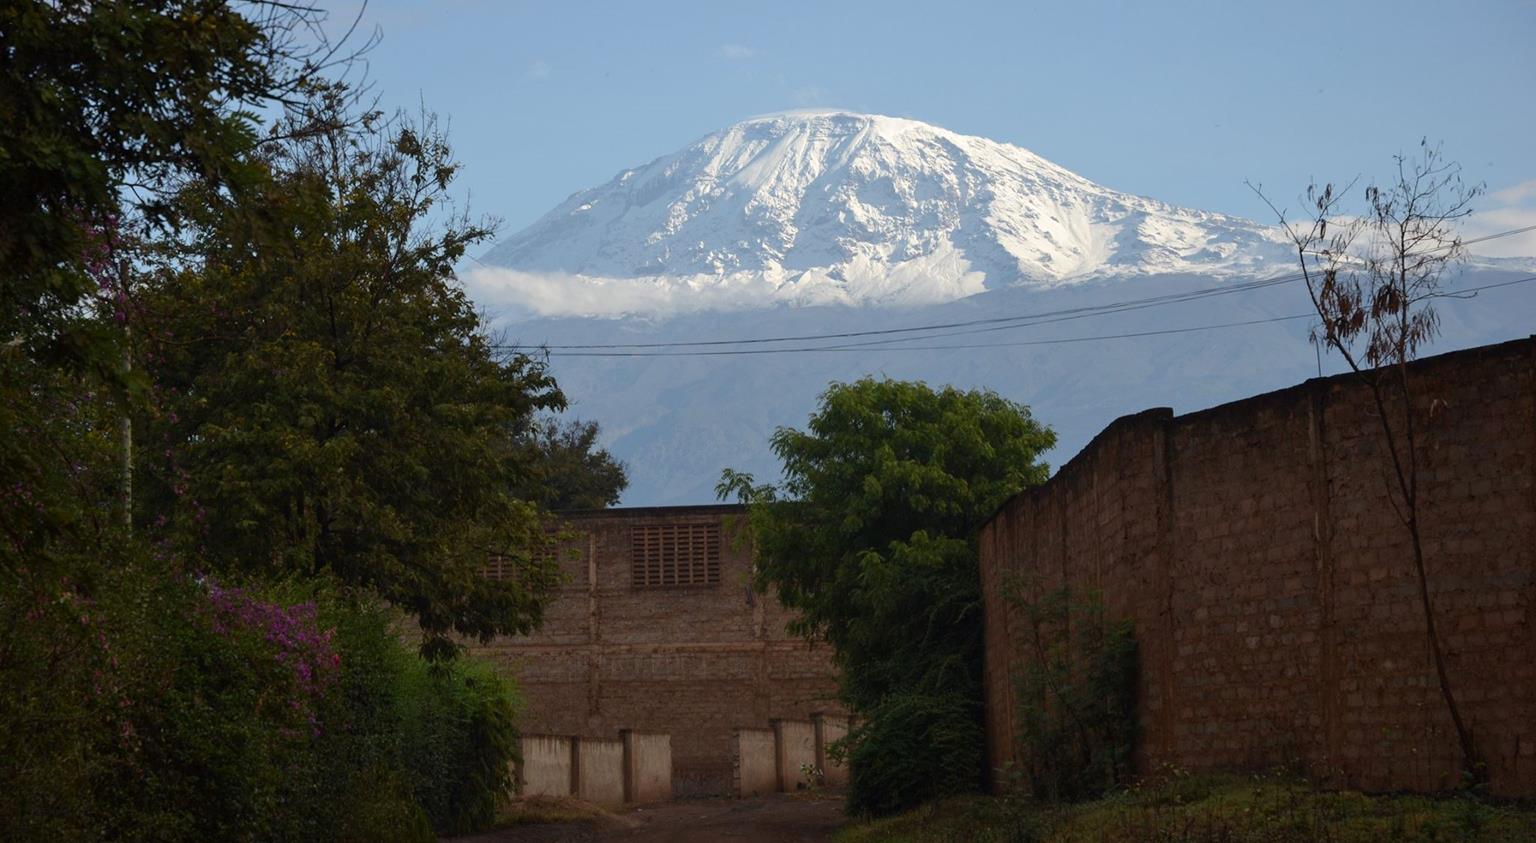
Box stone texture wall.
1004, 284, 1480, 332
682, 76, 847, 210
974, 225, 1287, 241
471, 504, 841, 796
980, 337, 1536, 797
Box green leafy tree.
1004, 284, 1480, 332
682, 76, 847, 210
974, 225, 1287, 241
136, 99, 564, 656
1, 2, 540, 835
1, 4, 361, 833
719, 378, 1055, 815
0, 0, 356, 367
1, 0, 360, 637
517, 417, 629, 510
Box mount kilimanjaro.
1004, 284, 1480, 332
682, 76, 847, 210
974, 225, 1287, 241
467, 112, 1533, 504
476, 110, 1295, 316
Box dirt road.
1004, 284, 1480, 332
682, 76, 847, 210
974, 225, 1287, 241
453, 794, 846, 843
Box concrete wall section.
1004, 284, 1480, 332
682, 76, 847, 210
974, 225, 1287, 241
774, 719, 818, 791
575, 738, 625, 805
980, 337, 1536, 798
814, 714, 850, 787
734, 728, 779, 797
622, 731, 673, 804
518, 735, 574, 798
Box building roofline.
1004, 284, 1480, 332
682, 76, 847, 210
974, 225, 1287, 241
553, 502, 748, 520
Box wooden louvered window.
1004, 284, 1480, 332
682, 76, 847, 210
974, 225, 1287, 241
480, 554, 518, 582
631, 523, 721, 588
480, 539, 566, 582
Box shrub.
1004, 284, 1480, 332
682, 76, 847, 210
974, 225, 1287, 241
1009, 581, 1137, 803
846, 691, 985, 817
298, 591, 438, 842
397, 655, 520, 834
0, 553, 135, 840
88, 568, 344, 840
1, 564, 518, 842
310, 589, 520, 839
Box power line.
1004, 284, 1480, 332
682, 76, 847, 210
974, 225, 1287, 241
1459, 222, 1536, 246
545, 313, 1314, 357
487, 223, 1536, 352
533, 275, 1535, 358
807, 280, 1293, 351
508, 273, 1301, 350
837, 261, 1536, 352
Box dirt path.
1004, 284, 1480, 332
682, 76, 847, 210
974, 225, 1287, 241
453, 794, 846, 843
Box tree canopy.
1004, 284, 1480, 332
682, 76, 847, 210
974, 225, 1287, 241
2, 2, 632, 835
517, 418, 629, 511
134, 100, 580, 654
0, 0, 349, 367
720, 377, 1054, 814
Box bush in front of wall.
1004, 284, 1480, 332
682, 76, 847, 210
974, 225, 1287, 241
1, 562, 520, 842
845, 690, 985, 818
1009, 580, 1138, 804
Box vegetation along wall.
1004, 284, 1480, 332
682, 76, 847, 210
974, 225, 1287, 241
980, 337, 1536, 797
470, 505, 841, 796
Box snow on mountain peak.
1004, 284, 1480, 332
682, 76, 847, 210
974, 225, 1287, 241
471, 111, 1294, 317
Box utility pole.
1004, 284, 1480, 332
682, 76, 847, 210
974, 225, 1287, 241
119, 259, 132, 534
121, 327, 132, 533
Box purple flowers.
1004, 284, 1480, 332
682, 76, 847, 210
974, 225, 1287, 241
205, 582, 340, 729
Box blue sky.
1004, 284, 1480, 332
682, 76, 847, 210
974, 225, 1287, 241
328, 0, 1536, 255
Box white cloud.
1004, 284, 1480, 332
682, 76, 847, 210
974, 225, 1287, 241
463, 267, 791, 320
526, 60, 552, 80
460, 247, 991, 320
716, 44, 759, 60
1465, 178, 1536, 258
1489, 179, 1536, 207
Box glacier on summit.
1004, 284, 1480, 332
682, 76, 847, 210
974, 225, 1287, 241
470, 110, 1296, 316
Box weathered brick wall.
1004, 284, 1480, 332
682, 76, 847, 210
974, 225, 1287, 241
470, 504, 841, 796
981, 337, 1536, 797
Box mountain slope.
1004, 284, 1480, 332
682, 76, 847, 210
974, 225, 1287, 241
507, 270, 1535, 505
475, 111, 1294, 316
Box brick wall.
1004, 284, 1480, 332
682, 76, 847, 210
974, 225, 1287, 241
980, 337, 1536, 797
470, 504, 841, 796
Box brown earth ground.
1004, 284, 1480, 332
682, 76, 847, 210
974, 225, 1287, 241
452, 793, 845, 843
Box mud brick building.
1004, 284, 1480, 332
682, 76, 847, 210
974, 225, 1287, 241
470, 504, 841, 796
981, 337, 1536, 797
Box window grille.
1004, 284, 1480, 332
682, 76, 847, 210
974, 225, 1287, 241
480, 541, 564, 581
631, 523, 721, 587
480, 554, 516, 581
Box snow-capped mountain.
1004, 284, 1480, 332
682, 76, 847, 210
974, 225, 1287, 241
465, 112, 1534, 505
473, 110, 1294, 316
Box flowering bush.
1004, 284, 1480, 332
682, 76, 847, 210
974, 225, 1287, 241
204, 581, 340, 732
2, 540, 513, 842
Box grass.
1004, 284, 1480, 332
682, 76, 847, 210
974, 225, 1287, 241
492, 795, 615, 828
836, 772, 1536, 843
